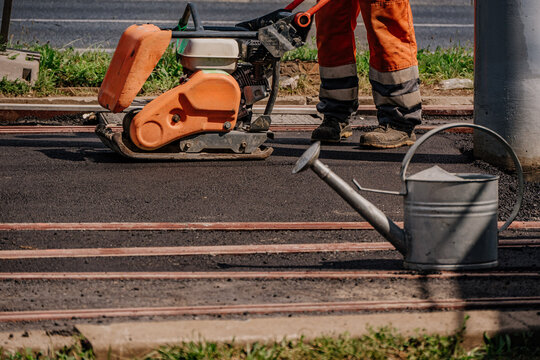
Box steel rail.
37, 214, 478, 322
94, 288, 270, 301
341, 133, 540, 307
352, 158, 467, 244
0, 242, 391, 259
0, 221, 538, 231
1, 296, 539, 322
0, 221, 377, 231
0, 123, 479, 134
0, 239, 537, 259
1, 270, 538, 281
0, 103, 473, 115
268, 124, 475, 132
0, 124, 475, 134
0, 125, 97, 134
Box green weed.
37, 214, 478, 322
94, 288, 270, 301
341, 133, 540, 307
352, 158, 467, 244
0, 77, 30, 96
417, 46, 474, 84
142, 45, 184, 94
2, 328, 539, 360
282, 46, 318, 62
144, 328, 540, 360
31, 44, 110, 89
0, 335, 94, 360
1, 43, 110, 96
0, 43, 474, 97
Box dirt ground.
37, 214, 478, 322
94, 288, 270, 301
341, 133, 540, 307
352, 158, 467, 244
278, 61, 474, 98
445, 132, 540, 222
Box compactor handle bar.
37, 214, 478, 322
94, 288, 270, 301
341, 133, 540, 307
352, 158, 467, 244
167, 0, 333, 38
169, 2, 258, 38
285, 0, 332, 27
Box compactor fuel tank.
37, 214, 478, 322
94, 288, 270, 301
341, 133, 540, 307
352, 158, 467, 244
98, 24, 172, 113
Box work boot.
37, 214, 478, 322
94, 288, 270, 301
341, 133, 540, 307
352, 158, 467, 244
311, 116, 353, 143
359, 124, 416, 149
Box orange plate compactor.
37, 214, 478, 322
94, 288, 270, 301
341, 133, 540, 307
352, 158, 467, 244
95, 0, 330, 160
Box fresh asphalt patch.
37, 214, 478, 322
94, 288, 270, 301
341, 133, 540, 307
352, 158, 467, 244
0, 130, 537, 223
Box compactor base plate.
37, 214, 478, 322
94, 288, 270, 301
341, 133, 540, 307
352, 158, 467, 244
95, 113, 273, 161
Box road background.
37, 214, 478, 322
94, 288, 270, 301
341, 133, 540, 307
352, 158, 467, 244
2, 0, 474, 50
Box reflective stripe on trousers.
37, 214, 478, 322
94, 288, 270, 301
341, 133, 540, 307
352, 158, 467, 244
317, 63, 359, 119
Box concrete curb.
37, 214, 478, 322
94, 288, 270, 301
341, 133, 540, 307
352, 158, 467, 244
2, 310, 538, 358
0, 96, 473, 122
0, 95, 473, 107
72, 310, 540, 358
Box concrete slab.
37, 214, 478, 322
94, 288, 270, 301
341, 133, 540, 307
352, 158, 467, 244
0, 49, 40, 85
77, 310, 540, 359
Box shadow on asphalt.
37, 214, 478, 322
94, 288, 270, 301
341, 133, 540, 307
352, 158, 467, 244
0, 135, 98, 148
2, 132, 470, 166
37, 148, 126, 163
216, 259, 404, 271
271, 145, 470, 164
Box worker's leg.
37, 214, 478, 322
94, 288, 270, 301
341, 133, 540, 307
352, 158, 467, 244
359, 0, 421, 148
311, 0, 360, 142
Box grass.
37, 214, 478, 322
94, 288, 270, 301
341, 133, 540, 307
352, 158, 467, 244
147, 329, 472, 360
0, 43, 474, 97
282, 44, 318, 62
1, 328, 539, 360
417, 47, 474, 85
2, 44, 111, 96
141, 46, 183, 95
0, 335, 94, 360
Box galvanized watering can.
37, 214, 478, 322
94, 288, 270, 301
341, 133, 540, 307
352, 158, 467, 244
293, 123, 524, 270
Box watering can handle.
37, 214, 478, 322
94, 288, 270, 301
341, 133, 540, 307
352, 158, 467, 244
399, 123, 524, 232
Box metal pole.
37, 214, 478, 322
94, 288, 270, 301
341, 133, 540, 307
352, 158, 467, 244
1, 0, 13, 50
474, 0, 540, 181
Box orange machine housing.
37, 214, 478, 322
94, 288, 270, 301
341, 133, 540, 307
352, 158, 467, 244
98, 24, 172, 113
129, 71, 241, 150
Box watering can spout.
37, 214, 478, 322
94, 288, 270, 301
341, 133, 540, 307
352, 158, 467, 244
293, 142, 407, 255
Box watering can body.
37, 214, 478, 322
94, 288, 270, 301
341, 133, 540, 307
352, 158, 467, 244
403, 170, 499, 270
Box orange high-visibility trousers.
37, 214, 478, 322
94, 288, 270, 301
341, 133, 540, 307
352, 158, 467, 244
316, 0, 421, 130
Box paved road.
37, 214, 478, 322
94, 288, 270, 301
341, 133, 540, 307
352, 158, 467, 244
0, 123, 536, 225
2, 0, 473, 50
0, 128, 504, 224
0, 127, 539, 334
